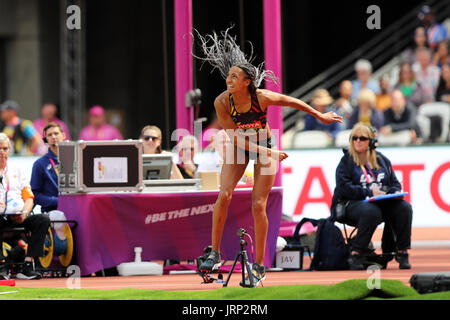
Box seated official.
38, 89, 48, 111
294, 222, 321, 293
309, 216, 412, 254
140, 125, 183, 179
30, 122, 66, 213
0, 133, 50, 280
176, 135, 199, 179
330, 123, 413, 270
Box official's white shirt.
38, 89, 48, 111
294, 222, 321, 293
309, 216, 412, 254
0, 164, 32, 214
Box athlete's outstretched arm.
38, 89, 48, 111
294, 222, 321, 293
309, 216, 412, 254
258, 89, 343, 124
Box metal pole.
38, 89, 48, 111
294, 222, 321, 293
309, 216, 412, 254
161, 0, 171, 149
239, 0, 245, 50
60, 0, 85, 141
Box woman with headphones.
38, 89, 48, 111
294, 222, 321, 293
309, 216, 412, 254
330, 123, 413, 270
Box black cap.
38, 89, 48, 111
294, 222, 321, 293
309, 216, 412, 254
0, 100, 19, 112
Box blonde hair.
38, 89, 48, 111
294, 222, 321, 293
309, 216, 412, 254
140, 125, 162, 154
348, 123, 380, 170
178, 135, 199, 153
357, 88, 376, 107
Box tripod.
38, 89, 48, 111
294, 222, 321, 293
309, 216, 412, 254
222, 228, 255, 288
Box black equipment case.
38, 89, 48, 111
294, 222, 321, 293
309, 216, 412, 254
409, 271, 450, 294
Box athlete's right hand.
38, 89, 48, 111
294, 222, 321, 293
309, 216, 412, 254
270, 149, 289, 162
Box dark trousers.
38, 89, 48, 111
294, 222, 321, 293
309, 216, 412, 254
0, 214, 51, 260
344, 199, 412, 253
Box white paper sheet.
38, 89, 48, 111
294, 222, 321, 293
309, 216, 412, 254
93, 157, 128, 183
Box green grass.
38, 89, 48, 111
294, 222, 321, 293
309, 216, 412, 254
1, 279, 449, 300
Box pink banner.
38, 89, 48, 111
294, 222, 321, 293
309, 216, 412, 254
174, 0, 193, 134
59, 188, 283, 275
264, 0, 283, 187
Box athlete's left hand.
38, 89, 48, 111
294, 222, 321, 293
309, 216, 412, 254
320, 111, 343, 124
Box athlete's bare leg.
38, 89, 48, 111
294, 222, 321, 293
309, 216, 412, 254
251, 155, 277, 265
211, 152, 248, 253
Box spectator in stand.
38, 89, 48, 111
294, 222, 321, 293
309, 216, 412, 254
418, 5, 449, 50
78, 105, 123, 141
348, 89, 384, 130
351, 59, 380, 101
436, 63, 450, 103
0, 100, 44, 155
303, 89, 342, 139
334, 80, 354, 127
380, 90, 421, 144
402, 26, 428, 66
33, 103, 71, 141
375, 75, 392, 112
140, 125, 183, 179
432, 40, 450, 70
413, 48, 441, 103
394, 63, 425, 109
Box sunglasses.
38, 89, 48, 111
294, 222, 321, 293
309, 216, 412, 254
352, 136, 370, 141
143, 135, 159, 142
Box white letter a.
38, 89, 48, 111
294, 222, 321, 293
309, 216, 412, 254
366, 5, 381, 30
66, 5, 81, 30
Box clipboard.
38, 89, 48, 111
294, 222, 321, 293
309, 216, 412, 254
0, 211, 23, 216
364, 192, 408, 202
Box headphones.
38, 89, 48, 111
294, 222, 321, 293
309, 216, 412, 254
41, 126, 48, 143
368, 126, 378, 150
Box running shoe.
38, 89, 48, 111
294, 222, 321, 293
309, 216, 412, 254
395, 251, 411, 269
16, 261, 42, 280
198, 249, 222, 272
239, 263, 266, 288
348, 253, 364, 270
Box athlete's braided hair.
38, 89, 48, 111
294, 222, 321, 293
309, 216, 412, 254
191, 26, 278, 91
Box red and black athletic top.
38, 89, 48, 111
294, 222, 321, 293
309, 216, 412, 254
229, 88, 267, 134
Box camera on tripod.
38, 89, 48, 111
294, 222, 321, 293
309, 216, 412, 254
196, 227, 261, 288
237, 228, 247, 238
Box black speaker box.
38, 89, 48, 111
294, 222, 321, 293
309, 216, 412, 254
410, 271, 450, 294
